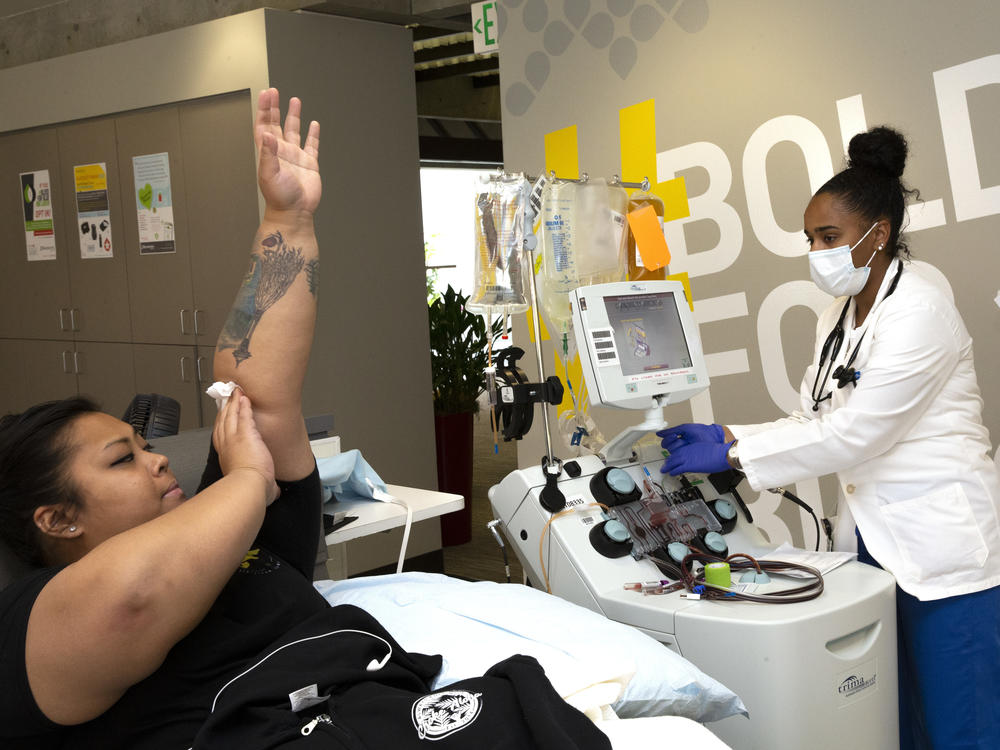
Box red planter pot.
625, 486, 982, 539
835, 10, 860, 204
434, 411, 474, 546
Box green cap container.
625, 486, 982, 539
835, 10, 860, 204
704, 561, 731, 588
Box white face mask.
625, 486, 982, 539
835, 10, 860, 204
808, 222, 879, 297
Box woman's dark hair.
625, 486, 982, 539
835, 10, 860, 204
0, 397, 100, 566
816, 126, 920, 259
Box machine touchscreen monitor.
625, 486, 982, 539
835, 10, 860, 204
570, 280, 709, 410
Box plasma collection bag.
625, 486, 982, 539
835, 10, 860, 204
537, 176, 629, 453
467, 173, 531, 316
538, 176, 628, 356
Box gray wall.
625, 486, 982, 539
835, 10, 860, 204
499, 0, 1000, 546
263, 12, 437, 490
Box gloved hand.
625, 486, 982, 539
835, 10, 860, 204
656, 423, 726, 454
661, 440, 734, 476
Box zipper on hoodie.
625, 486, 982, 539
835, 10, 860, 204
301, 713, 334, 736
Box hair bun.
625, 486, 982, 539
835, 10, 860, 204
847, 126, 908, 179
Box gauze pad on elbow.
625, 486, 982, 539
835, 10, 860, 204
206, 381, 240, 410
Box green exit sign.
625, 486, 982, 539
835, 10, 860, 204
471, 1, 499, 53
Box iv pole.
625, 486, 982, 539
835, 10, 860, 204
522, 172, 651, 466
505, 172, 655, 511
522, 219, 555, 464
519, 179, 567, 512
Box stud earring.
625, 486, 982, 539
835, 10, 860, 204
68, 526, 77, 532
878, 244, 884, 251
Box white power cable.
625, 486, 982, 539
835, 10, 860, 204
366, 478, 411, 574
390, 497, 412, 574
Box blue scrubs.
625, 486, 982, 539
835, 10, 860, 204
857, 532, 1000, 749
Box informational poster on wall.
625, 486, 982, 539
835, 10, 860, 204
132, 152, 175, 254
20, 169, 56, 261
73, 162, 113, 259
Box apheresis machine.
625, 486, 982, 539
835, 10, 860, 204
488, 279, 899, 750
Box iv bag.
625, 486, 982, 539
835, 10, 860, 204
626, 189, 666, 281
538, 177, 627, 339
467, 173, 530, 315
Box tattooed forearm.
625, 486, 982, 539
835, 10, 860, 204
217, 230, 307, 366
217, 262, 259, 352
306, 258, 320, 297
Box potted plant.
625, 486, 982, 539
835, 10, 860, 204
428, 285, 492, 545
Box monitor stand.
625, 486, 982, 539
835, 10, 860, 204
600, 400, 668, 465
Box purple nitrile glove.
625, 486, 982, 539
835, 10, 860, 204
660, 440, 734, 476
656, 423, 726, 454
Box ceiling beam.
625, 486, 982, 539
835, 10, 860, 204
419, 136, 502, 165
414, 41, 475, 62
302, 1, 469, 29
410, 1, 472, 17
415, 57, 498, 82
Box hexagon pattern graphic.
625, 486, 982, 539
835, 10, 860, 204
504, 0, 710, 116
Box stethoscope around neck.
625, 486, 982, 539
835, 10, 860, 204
810, 262, 904, 412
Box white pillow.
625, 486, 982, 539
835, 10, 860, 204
314, 573, 746, 723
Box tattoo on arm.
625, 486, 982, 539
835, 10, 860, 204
306, 259, 320, 298
217, 230, 306, 366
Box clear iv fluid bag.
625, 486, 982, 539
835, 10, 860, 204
538, 178, 627, 335
467, 173, 530, 315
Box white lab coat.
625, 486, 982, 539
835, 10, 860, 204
730, 258, 1000, 601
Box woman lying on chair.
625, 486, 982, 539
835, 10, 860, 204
0, 90, 609, 750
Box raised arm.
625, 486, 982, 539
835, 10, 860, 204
214, 88, 321, 481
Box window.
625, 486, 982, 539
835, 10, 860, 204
420, 167, 496, 301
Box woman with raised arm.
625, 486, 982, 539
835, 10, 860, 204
0, 90, 609, 750
0, 87, 317, 748
658, 126, 1000, 749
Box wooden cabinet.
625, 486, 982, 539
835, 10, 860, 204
56, 117, 132, 344
0, 91, 257, 427
4, 340, 135, 419
114, 106, 197, 347
0, 128, 73, 342
73, 341, 137, 419
18, 340, 76, 407
178, 94, 259, 348
0, 340, 28, 416
131, 344, 213, 432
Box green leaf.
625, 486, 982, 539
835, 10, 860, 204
428, 285, 494, 415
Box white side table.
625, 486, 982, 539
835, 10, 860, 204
323, 485, 464, 578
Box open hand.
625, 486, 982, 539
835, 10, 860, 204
255, 88, 321, 220
213, 388, 279, 505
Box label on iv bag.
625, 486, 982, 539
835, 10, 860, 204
635, 217, 665, 269
528, 175, 547, 223
611, 210, 626, 254
627, 206, 669, 269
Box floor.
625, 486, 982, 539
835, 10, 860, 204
440, 408, 526, 584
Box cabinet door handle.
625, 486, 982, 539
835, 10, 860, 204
73, 351, 81, 374
180, 356, 190, 382
196, 356, 204, 383
180, 308, 189, 335
193, 308, 203, 336
61, 351, 70, 374
58, 308, 67, 332
69, 308, 79, 332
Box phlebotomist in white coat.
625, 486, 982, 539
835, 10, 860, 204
659, 126, 1000, 750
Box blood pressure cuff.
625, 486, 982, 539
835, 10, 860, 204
194, 604, 610, 750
